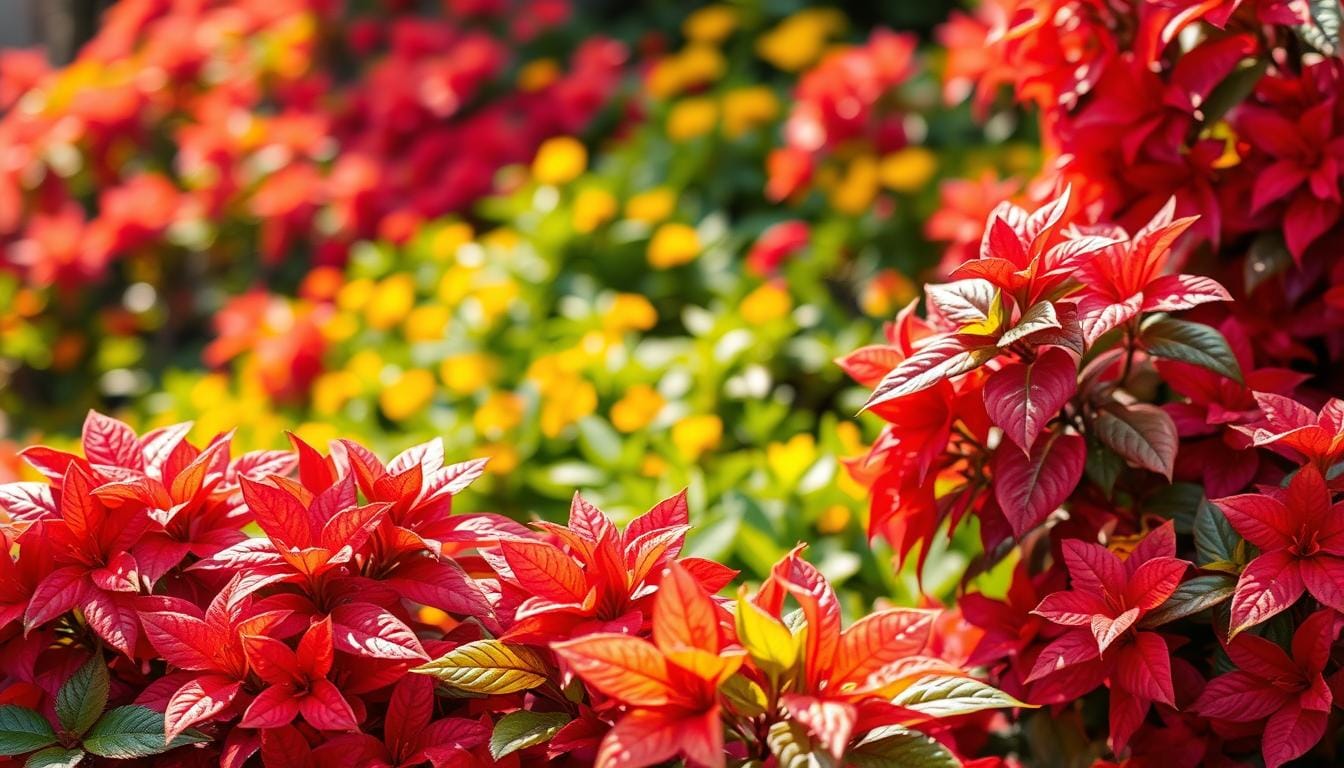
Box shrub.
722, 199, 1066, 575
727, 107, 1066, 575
842, 3, 1344, 765
0, 411, 1016, 766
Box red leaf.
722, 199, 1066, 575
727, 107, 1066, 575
992, 431, 1085, 536
82, 410, 143, 470
1300, 556, 1344, 613
781, 694, 856, 760
299, 617, 335, 678
592, 709, 682, 768
652, 560, 720, 655
300, 678, 358, 732
830, 608, 935, 690
500, 540, 589, 604
1263, 700, 1328, 768
767, 548, 842, 689
1113, 632, 1174, 705
1124, 557, 1187, 610
383, 558, 495, 621
1033, 591, 1108, 626
330, 602, 427, 661
385, 676, 434, 760
1195, 670, 1291, 721
25, 566, 88, 629
1061, 540, 1125, 598
1091, 607, 1139, 654
320, 502, 389, 552
1213, 493, 1293, 550
1026, 628, 1102, 683
259, 726, 314, 768
1230, 549, 1304, 636
165, 675, 242, 740
624, 490, 690, 546
140, 610, 219, 671
81, 589, 139, 656
0, 482, 57, 521
1141, 273, 1231, 313
835, 345, 903, 387
567, 492, 616, 543
551, 634, 678, 707
241, 684, 302, 729
240, 477, 313, 547
983, 347, 1077, 454
864, 335, 996, 410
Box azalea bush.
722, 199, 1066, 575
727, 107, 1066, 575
838, 2, 1344, 766
0, 411, 1019, 766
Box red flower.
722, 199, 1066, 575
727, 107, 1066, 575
1195, 609, 1341, 768
1214, 464, 1344, 635
1027, 523, 1188, 749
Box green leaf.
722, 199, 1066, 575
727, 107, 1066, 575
847, 727, 959, 768
1085, 436, 1123, 498
83, 707, 207, 759
56, 657, 109, 738
1194, 500, 1242, 567
719, 674, 769, 718
0, 707, 56, 756
1094, 403, 1178, 480
1139, 318, 1242, 383
489, 711, 569, 760
766, 721, 835, 768
24, 748, 83, 768
1140, 574, 1237, 627
412, 640, 550, 694
1299, 0, 1342, 55
892, 674, 1031, 717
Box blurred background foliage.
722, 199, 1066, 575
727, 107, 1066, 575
0, 0, 1031, 609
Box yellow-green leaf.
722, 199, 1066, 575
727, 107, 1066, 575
735, 593, 798, 678
413, 640, 549, 695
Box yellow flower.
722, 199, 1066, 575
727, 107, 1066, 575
611, 385, 665, 433
474, 391, 524, 437
625, 187, 677, 224
767, 433, 817, 486
540, 377, 598, 437
380, 369, 436, 421
481, 228, 521, 251
641, 453, 669, 477
604, 293, 658, 333
878, 147, 938, 193
756, 8, 847, 72
518, 58, 560, 92
573, 186, 618, 234
666, 97, 719, 142
437, 265, 478, 307
189, 374, 230, 413
829, 154, 879, 215
722, 86, 780, 138
678, 45, 727, 86
439, 353, 495, 395
1207, 121, 1241, 169
429, 222, 473, 261
322, 311, 359, 344
740, 282, 792, 325
861, 269, 917, 318
817, 504, 851, 534
531, 136, 587, 185
648, 223, 701, 269
474, 279, 520, 326
312, 370, 361, 416
672, 415, 723, 461
347, 349, 386, 388
683, 5, 738, 43
403, 304, 450, 342
479, 443, 519, 475
836, 420, 865, 455
365, 274, 417, 331
336, 277, 375, 313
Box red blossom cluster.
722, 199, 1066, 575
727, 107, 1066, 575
846, 5, 1344, 764
0, 410, 1018, 767
766, 29, 918, 203
0, 0, 624, 286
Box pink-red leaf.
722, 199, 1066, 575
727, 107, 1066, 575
983, 346, 1077, 454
